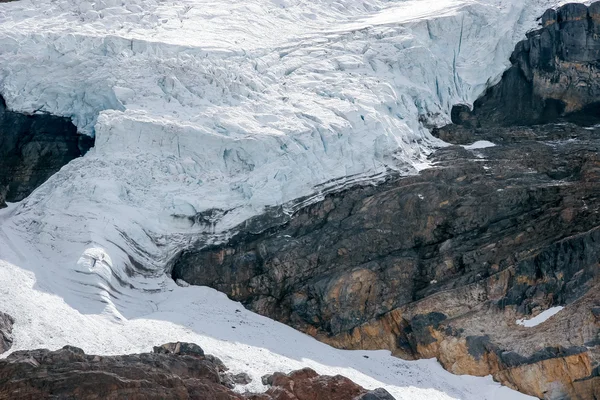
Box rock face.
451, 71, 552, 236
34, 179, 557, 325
172, 124, 600, 399
446, 1, 600, 129
0, 96, 93, 208
171, 4, 600, 399
0, 343, 392, 400
0, 312, 14, 354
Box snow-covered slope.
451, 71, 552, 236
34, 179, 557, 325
0, 0, 586, 398
0, 226, 532, 400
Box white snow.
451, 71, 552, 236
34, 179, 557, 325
516, 306, 564, 328
0, 0, 587, 398
0, 253, 533, 400
462, 140, 497, 150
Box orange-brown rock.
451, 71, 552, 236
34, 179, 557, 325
0, 343, 393, 400
260, 368, 393, 400
170, 4, 600, 399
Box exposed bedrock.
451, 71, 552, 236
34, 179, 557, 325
0, 96, 93, 208
438, 1, 600, 133
172, 4, 600, 399
0, 342, 393, 400
173, 125, 600, 399
0, 311, 13, 355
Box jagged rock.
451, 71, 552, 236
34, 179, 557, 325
0, 343, 235, 399
153, 341, 205, 357
232, 372, 252, 385
261, 368, 394, 400
0, 344, 390, 400
0, 311, 14, 354
438, 1, 600, 132
172, 124, 600, 398
0, 95, 93, 208
221, 372, 252, 388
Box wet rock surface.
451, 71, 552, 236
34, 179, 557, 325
0, 96, 93, 208
0, 343, 391, 400
0, 312, 13, 354
172, 4, 600, 399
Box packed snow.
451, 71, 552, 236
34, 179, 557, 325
0, 0, 587, 398
462, 140, 496, 150
516, 306, 564, 328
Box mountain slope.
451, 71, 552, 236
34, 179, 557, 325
0, 0, 590, 399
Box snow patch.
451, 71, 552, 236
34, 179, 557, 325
516, 307, 564, 328
462, 141, 497, 150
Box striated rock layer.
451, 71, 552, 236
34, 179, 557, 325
173, 123, 600, 399
0, 342, 392, 400
172, 3, 600, 399
0, 96, 93, 208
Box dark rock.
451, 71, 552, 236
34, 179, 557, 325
407, 313, 447, 346
232, 372, 252, 385
262, 373, 274, 386
0, 95, 93, 207
261, 367, 371, 400
153, 341, 205, 357
1, 343, 232, 399
205, 353, 228, 372
357, 388, 396, 400
0, 311, 14, 354
222, 372, 252, 388
168, 4, 600, 399
0, 345, 389, 400
435, 1, 600, 130
465, 336, 493, 361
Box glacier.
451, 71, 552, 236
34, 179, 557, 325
0, 0, 587, 398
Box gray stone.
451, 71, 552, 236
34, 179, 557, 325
0, 96, 93, 208
0, 311, 14, 354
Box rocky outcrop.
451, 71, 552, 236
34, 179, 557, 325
445, 1, 600, 129
0, 342, 392, 400
171, 122, 600, 398
171, 5, 600, 398
260, 368, 394, 400
0, 312, 13, 354
0, 96, 93, 208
